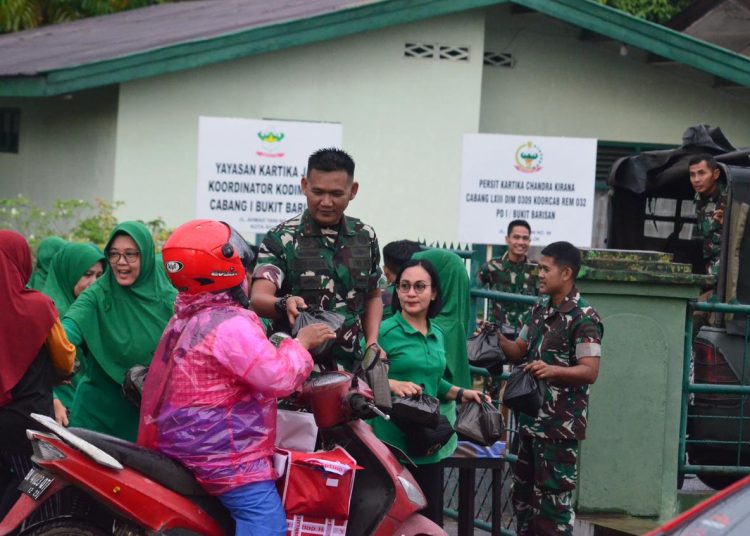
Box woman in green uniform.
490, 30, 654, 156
372, 259, 486, 526
27, 236, 67, 291
41, 242, 105, 425
63, 222, 176, 441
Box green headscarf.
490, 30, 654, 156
412, 248, 472, 388
27, 236, 67, 291
65, 221, 176, 385
41, 243, 105, 317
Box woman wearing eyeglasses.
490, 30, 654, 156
62, 222, 177, 441
370, 259, 486, 526
40, 242, 106, 425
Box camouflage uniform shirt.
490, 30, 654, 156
253, 210, 382, 365
477, 252, 538, 331
517, 287, 603, 440
694, 183, 727, 277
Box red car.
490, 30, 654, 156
643, 474, 750, 535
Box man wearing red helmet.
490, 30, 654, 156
251, 148, 384, 370
138, 219, 334, 536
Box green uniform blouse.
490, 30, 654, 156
370, 312, 458, 464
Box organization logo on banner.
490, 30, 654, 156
514, 141, 543, 173
256, 131, 286, 158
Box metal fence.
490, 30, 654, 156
440, 289, 538, 535
679, 300, 750, 483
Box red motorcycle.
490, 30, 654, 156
0, 367, 446, 536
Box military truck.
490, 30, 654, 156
607, 125, 750, 489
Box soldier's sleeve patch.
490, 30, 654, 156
576, 342, 601, 359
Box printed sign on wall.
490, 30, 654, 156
458, 133, 597, 246
196, 117, 343, 234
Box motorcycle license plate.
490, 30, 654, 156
17, 467, 54, 500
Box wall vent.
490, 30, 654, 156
483, 51, 514, 68
405, 43, 470, 62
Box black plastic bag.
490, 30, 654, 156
467, 323, 506, 375
401, 414, 455, 457
390, 393, 440, 428
455, 400, 504, 446
502, 365, 547, 417
123, 365, 148, 408
292, 306, 345, 357
356, 343, 391, 411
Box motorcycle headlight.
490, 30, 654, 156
398, 475, 427, 509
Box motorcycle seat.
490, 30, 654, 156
68, 427, 207, 497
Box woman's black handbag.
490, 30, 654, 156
390, 393, 440, 428
122, 365, 148, 408
502, 365, 547, 417
467, 324, 506, 375
402, 414, 455, 457
455, 400, 504, 446
390, 393, 454, 456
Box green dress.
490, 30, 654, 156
64, 222, 176, 441
27, 236, 67, 291
41, 243, 105, 410
370, 312, 457, 464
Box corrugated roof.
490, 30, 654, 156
1, 0, 750, 97
0, 0, 370, 76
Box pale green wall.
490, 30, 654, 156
480, 6, 750, 145
112, 12, 487, 246
0, 86, 118, 207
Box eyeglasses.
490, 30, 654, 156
107, 251, 140, 264
397, 282, 431, 294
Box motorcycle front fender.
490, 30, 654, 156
0, 479, 68, 536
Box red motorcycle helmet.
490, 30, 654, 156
162, 219, 255, 294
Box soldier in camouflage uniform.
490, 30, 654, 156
498, 242, 603, 536
477, 220, 538, 333
689, 154, 726, 279
251, 149, 383, 370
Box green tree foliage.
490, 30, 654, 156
0, 195, 172, 254
598, 0, 693, 23
0, 0, 173, 33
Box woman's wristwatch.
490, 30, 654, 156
455, 388, 465, 403
274, 294, 292, 316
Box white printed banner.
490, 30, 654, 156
196, 117, 343, 234
458, 133, 597, 247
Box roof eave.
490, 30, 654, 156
0, 0, 504, 98
1, 0, 749, 98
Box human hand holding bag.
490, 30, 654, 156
502, 363, 547, 417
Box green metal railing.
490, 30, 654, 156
442, 288, 538, 534
679, 300, 750, 478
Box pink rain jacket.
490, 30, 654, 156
138, 291, 313, 495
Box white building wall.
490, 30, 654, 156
112, 12, 487, 246
0, 86, 118, 208
479, 6, 750, 144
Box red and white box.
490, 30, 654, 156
275, 447, 360, 536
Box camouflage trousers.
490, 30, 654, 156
512, 435, 579, 536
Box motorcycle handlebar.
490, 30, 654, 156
349, 394, 390, 421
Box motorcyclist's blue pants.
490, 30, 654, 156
218, 480, 286, 536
